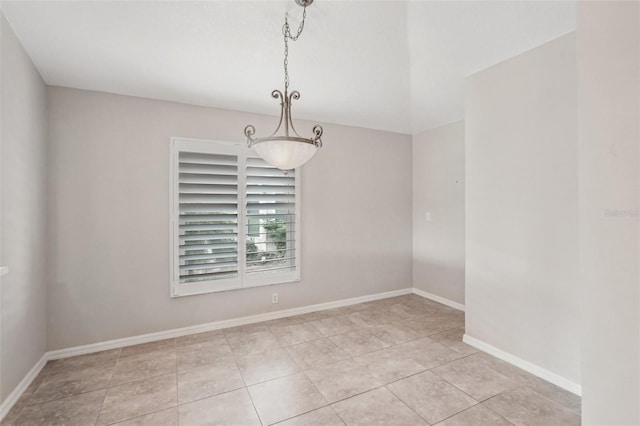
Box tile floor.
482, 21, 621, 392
2, 294, 581, 426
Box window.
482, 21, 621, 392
170, 138, 300, 297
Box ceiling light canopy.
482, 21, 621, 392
244, 0, 322, 172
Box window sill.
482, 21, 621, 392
170, 273, 300, 298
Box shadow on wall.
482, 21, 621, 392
413, 257, 465, 304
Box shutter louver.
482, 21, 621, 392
178, 152, 239, 283
245, 157, 297, 275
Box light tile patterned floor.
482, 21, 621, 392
2, 294, 581, 426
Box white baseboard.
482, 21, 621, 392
47, 287, 412, 360
463, 334, 582, 396
0, 354, 47, 420
0, 287, 412, 421
412, 288, 465, 312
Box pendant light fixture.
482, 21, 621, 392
244, 0, 322, 172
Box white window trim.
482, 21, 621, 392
169, 137, 301, 297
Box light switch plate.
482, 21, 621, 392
425, 212, 431, 222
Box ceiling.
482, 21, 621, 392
1, 1, 576, 135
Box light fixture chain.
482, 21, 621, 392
243, 1, 323, 171
282, 6, 307, 90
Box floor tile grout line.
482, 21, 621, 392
268, 402, 332, 426
2, 299, 439, 417
26, 368, 178, 409
12, 298, 489, 424
498, 382, 580, 415
426, 352, 532, 405
384, 383, 435, 424
327, 404, 348, 426
95, 360, 530, 426
428, 402, 482, 426
30, 302, 430, 421
225, 332, 266, 426
479, 383, 581, 423
98, 407, 176, 426
474, 400, 518, 426
98, 369, 251, 423
23, 336, 311, 410
2, 365, 53, 423
13, 315, 466, 415
93, 347, 122, 426
424, 353, 502, 404
175, 348, 179, 426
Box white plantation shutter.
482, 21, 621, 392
245, 157, 297, 279
171, 139, 300, 297
178, 151, 239, 283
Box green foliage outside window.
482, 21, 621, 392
263, 219, 287, 251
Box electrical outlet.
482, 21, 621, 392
272, 293, 279, 304
425, 212, 431, 222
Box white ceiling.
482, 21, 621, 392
2, 0, 576, 135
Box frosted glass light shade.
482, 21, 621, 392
253, 140, 319, 171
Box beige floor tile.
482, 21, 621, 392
175, 330, 225, 347
59, 349, 121, 371
40, 359, 64, 376
305, 359, 380, 403
475, 353, 536, 384
97, 373, 177, 425
223, 322, 269, 338
178, 388, 261, 426
2, 398, 27, 424
331, 387, 427, 426
347, 310, 393, 328
17, 297, 581, 426
402, 314, 464, 337
397, 318, 441, 337
289, 310, 333, 322
120, 339, 176, 358
270, 322, 324, 346
177, 358, 245, 403
264, 316, 308, 328
110, 350, 176, 385
248, 373, 327, 425
357, 301, 390, 311
276, 406, 345, 426
525, 378, 581, 415
432, 313, 465, 331
353, 347, 426, 384
323, 304, 371, 317
1, 368, 51, 424
236, 347, 301, 385
432, 354, 518, 401
14, 389, 106, 426
310, 315, 362, 336
367, 323, 422, 346
29, 364, 114, 405
176, 340, 233, 371
286, 338, 349, 370
227, 330, 283, 356
429, 328, 478, 356
397, 336, 465, 369
329, 329, 389, 356
387, 370, 478, 424
483, 386, 581, 426
383, 303, 420, 322
112, 408, 178, 426
436, 404, 514, 426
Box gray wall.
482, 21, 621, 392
46, 87, 413, 350
412, 121, 465, 304
465, 33, 580, 386
0, 14, 48, 402
578, 1, 639, 424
